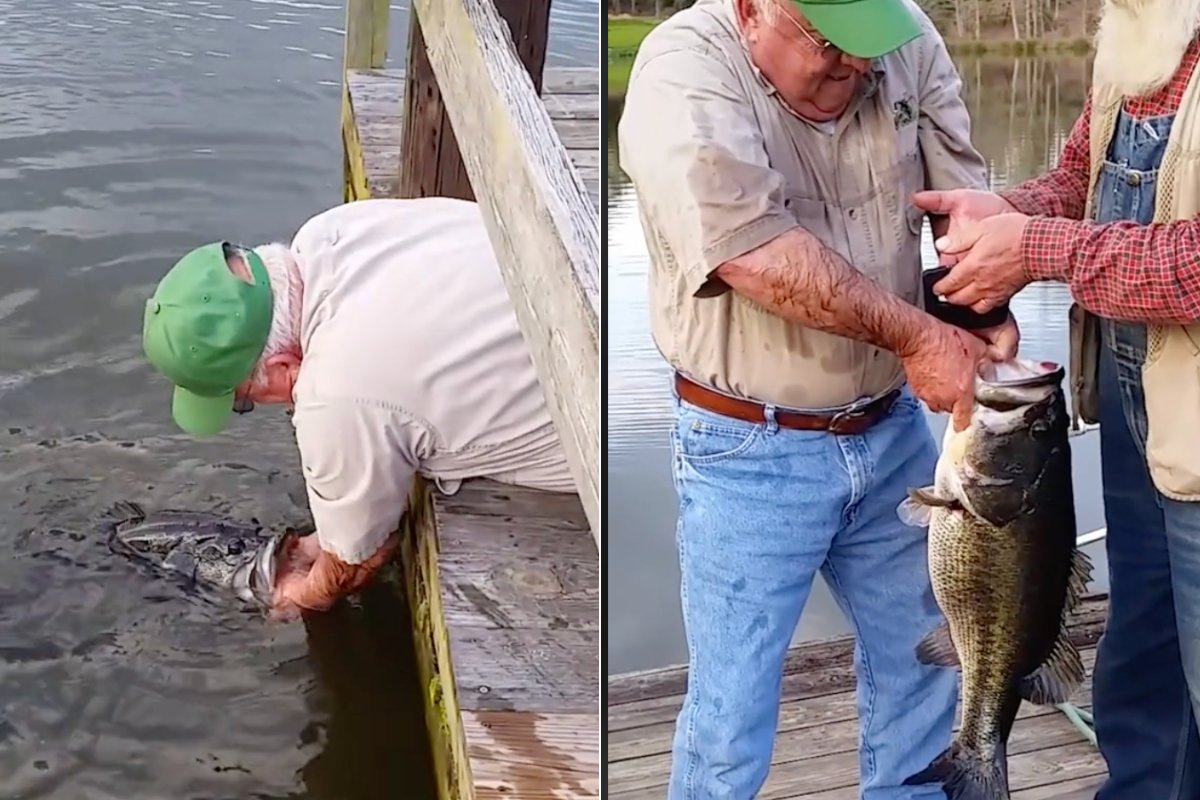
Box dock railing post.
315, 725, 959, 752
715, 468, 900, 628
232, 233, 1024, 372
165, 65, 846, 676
342, 0, 390, 202
397, 0, 553, 199
343, 0, 390, 71
398, 0, 601, 543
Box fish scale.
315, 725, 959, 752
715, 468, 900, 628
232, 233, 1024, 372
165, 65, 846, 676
897, 358, 1093, 800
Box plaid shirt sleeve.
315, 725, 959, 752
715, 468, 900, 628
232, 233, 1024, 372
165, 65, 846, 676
998, 96, 1091, 219
1023, 216, 1200, 324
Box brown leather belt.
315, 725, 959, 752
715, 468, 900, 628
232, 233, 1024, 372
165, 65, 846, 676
674, 373, 901, 436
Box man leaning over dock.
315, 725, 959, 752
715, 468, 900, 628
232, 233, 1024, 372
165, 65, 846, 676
908, 0, 1200, 796
139, 197, 575, 619
618, 0, 1010, 796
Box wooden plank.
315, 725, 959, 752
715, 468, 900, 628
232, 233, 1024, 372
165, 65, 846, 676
343, 0, 390, 71
341, 80, 371, 202
399, 18, 470, 201
608, 595, 1109, 709
399, 0, 552, 201
407, 0, 601, 543
401, 477, 599, 800
775, 736, 1104, 798
341, 0, 389, 201
399, 480, 461, 800
608, 648, 1098, 765
437, 510, 599, 633
343, 68, 601, 210
1012, 774, 1104, 799
609, 655, 1097, 794
610, 737, 1105, 800
606, 597, 1109, 799
463, 711, 600, 797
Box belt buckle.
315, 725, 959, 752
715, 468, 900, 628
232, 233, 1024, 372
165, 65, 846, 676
828, 399, 872, 435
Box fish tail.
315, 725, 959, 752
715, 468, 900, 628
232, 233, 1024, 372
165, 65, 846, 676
106, 500, 147, 525
904, 739, 1010, 800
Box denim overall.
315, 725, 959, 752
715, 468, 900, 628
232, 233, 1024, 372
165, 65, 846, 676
1092, 109, 1200, 800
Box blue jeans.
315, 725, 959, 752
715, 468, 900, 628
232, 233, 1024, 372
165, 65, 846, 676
1093, 321, 1200, 800
1088, 106, 1200, 798
667, 387, 957, 800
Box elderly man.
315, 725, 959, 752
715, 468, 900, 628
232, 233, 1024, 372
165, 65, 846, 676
141, 197, 574, 618
618, 0, 1013, 796
913, 0, 1200, 796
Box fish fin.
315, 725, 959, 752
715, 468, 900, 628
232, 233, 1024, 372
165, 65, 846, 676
1064, 548, 1095, 614
108, 500, 146, 522
896, 486, 960, 527
903, 739, 1009, 800
896, 497, 931, 527
1019, 632, 1085, 706
915, 622, 961, 668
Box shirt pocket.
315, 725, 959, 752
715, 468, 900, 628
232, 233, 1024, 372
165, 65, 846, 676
783, 194, 830, 231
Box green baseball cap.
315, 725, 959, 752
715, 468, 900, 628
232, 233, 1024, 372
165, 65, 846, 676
794, 0, 923, 59
142, 242, 274, 436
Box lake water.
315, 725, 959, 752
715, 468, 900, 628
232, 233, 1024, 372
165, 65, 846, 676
607, 56, 1111, 675
0, 2, 597, 798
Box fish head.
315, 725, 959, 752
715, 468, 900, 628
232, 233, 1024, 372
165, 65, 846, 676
108, 510, 286, 609
938, 358, 1069, 526
227, 529, 291, 607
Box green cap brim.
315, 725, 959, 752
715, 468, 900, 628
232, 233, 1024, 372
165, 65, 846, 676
795, 0, 923, 59
172, 385, 235, 435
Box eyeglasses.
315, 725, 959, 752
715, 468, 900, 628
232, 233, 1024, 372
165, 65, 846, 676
776, 4, 835, 53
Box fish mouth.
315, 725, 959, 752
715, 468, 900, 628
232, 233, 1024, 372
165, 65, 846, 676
233, 529, 291, 608
975, 358, 1065, 409
978, 358, 1065, 388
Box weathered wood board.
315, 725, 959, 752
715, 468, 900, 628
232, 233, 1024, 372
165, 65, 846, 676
608, 596, 1110, 799
343, 68, 600, 219
401, 478, 599, 800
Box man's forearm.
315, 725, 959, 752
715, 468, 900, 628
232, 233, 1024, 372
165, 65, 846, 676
1024, 216, 1200, 324
714, 227, 933, 357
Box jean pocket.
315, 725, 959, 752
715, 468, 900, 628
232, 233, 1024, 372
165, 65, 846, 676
675, 414, 764, 465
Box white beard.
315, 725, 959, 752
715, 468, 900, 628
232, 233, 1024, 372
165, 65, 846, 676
1092, 0, 1200, 98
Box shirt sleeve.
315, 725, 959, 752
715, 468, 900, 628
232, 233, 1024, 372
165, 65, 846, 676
1000, 95, 1092, 219
915, 24, 988, 192
616, 47, 798, 297
1023, 216, 1200, 324
292, 399, 428, 565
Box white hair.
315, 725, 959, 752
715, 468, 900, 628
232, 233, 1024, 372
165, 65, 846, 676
751, 0, 780, 25
1093, 0, 1200, 98
247, 242, 302, 387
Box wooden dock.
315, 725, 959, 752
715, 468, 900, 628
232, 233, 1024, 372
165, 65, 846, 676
343, 68, 600, 210
337, 0, 600, 798
608, 596, 1112, 800
399, 479, 599, 799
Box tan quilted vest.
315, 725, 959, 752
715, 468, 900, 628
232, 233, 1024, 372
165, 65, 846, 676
1071, 64, 1200, 500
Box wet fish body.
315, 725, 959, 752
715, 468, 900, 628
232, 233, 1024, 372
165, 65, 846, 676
897, 358, 1093, 800
103, 501, 286, 607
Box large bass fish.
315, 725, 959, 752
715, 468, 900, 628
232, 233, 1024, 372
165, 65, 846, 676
897, 358, 1093, 800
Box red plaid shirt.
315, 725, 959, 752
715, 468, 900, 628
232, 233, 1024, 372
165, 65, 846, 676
1000, 41, 1200, 324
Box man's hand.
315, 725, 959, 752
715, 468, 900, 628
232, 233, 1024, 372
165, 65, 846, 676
973, 313, 1020, 362
930, 213, 1033, 315
900, 320, 989, 433
270, 531, 400, 621
913, 190, 1018, 267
